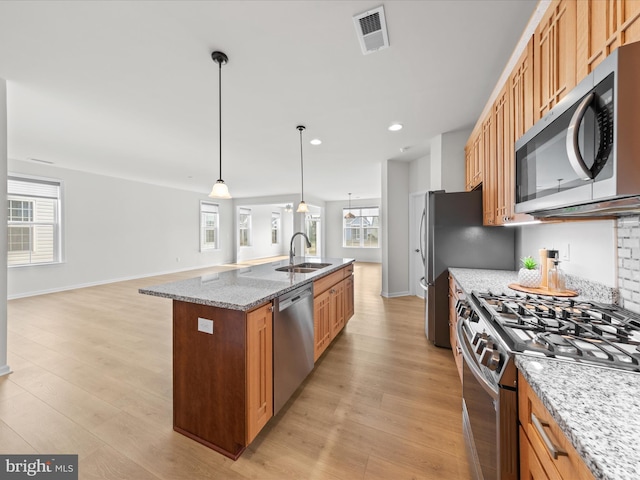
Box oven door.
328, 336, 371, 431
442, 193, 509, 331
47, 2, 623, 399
515, 72, 614, 214
458, 320, 499, 480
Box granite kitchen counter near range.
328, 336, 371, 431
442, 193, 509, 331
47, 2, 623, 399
139, 256, 354, 311
517, 355, 640, 480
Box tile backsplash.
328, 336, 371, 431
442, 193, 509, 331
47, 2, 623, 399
617, 216, 640, 313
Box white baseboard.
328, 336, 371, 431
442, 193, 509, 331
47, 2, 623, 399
7, 263, 235, 300
380, 290, 411, 298
0, 365, 11, 377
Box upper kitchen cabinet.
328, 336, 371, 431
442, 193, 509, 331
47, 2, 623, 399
493, 85, 511, 225
533, 0, 577, 121
481, 111, 496, 226
576, 0, 640, 77
465, 127, 482, 192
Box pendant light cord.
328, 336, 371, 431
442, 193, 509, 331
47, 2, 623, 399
218, 59, 223, 182
299, 127, 304, 201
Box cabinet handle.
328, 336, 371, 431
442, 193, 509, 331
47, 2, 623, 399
531, 413, 568, 459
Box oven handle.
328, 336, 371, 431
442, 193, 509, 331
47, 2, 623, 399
566, 92, 596, 181
456, 319, 499, 399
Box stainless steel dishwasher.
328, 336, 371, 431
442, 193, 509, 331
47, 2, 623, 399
273, 283, 315, 415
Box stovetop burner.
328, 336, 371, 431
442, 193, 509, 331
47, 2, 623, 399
472, 291, 640, 372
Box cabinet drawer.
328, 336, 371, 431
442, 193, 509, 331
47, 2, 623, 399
343, 263, 354, 278
518, 372, 595, 480
314, 269, 343, 297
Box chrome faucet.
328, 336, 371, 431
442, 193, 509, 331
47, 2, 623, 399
289, 231, 311, 265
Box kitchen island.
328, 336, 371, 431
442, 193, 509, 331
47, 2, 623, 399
140, 257, 354, 459
449, 267, 638, 480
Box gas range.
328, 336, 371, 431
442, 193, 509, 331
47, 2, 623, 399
471, 291, 640, 373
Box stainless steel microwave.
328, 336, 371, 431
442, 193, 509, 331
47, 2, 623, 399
515, 41, 640, 218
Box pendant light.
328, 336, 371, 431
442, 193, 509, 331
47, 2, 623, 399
344, 193, 356, 219
208, 51, 231, 199
284, 204, 293, 213
296, 125, 309, 213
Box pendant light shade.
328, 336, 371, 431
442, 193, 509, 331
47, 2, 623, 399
208, 51, 231, 199
345, 193, 356, 219
296, 125, 308, 213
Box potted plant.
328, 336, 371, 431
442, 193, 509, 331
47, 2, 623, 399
518, 256, 541, 288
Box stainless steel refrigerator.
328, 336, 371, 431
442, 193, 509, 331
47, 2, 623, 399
422, 190, 515, 348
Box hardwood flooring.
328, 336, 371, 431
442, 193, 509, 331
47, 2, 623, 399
1, 262, 470, 479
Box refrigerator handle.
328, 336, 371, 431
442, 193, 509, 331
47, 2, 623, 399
418, 208, 426, 265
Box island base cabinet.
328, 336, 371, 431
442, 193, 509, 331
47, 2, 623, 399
172, 300, 273, 460
246, 303, 273, 444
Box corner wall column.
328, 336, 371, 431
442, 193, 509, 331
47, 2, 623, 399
0, 77, 10, 377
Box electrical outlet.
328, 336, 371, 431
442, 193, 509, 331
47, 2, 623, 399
561, 243, 570, 262
197, 317, 214, 334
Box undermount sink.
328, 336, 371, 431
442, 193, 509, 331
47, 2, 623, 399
275, 262, 332, 273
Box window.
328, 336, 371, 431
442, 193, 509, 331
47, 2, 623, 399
7, 175, 61, 266
239, 208, 252, 247
200, 201, 219, 250
305, 213, 321, 255
343, 206, 379, 248
271, 212, 280, 244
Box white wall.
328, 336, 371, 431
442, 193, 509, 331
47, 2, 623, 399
235, 204, 288, 262
409, 154, 430, 194
325, 198, 382, 263
8, 159, 235, 298
516, 219, 617, 286
0, 78, 9, 376
381, 160, 410, 297
430, 128, 470, 192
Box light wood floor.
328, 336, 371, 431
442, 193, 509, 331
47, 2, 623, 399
1, 262, 470, 479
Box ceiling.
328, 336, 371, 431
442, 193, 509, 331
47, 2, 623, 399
0, 0, 537, 202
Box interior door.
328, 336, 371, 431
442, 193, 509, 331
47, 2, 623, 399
410, 192, 426, 298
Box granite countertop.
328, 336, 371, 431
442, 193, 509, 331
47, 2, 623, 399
516, 356, 640, 480
449, 267, 635, 480
139, 257, 354, 311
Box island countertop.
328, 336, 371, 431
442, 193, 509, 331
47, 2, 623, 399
139, 257, 354, 311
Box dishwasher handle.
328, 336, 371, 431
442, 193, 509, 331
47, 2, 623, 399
278, 285, 313, 312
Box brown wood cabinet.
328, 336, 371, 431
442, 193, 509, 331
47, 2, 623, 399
313, 264, 355, 361
534, 0, 577, 121
518, 372, 595, 480
465, 128, 483, 192
577, 0, 640, 77
448, 274, 463, 382
246, 302, 273, 444
172, 300, 273, 459
482, 112, 497, 226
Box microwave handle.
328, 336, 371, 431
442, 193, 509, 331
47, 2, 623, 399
566, 92, 596, 181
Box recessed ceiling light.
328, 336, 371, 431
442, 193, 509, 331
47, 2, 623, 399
310, 138, 322, 146
388, 123, 403, 132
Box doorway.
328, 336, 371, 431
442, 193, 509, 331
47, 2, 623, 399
409, 192, 426, 298
305, 213, 321, 256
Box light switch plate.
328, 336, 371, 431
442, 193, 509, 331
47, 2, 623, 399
197, 317, 214, 334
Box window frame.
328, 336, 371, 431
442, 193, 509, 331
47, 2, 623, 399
342, 206, 380, 249
238, 207, 252, 247
271, 212, 281, 245
7, 173, 63, 267
199, 201, 220, 251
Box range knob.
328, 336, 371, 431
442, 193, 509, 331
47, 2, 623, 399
455, 300, 471, 319
470, 310, 480, 323
472, 332, 490, 354
480, 348, 502, 371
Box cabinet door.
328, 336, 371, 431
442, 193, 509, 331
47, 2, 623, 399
246, 303, 273, 444
481, 112, 496, 226
329, 280, 345, 340
520, 427, 558, 480
465, 139, 474, 191
448, 275, 463, 383
534, 0, 577, 120
344, 275, 354, 322
493, 85, 511, 225
577, 0, 640, 77
313, 290, 331, 361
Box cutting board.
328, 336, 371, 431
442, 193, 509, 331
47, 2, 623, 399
508, 283, 578, 297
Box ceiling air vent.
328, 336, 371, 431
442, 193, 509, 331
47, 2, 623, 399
353, 5, 389, 55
